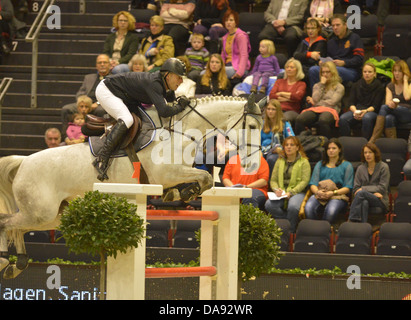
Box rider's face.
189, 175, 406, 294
166, 72, 183, 91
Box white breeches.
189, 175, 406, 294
95, 81, 134, 128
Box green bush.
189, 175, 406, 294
238, 204, 283, 282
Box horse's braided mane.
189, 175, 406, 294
194, 95, 246, 104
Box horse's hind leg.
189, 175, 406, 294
3, 230, 28, 279
0, 231, 10, 272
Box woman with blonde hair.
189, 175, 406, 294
195, 53, 231, 96
103, 11, 140, 74
269, 58, 307, 126
369, 59, 411, 142
128, 54, 148, 72
261, 99, 295, 174
295, 61, 344, 138
264, 136, 311, 232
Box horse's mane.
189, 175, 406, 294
194, 95, 247, 105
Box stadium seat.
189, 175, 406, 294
274, 219, 292, 252
391, 180, 411, 223
146, 220, 171, 247
293, 219, 332, 253
375, 222, 411, 256
24, 231, 51, 243
381, 15, 411, 59
335, 221, 373, 255
339, 136, 368, 171
173, 220, 201, 248
238, 12, 265, 58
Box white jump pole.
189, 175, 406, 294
199, 187, 251, 300
93, 183, 163, 300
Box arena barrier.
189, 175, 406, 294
93, 183, 251, 300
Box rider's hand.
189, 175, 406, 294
177, 95, 190, 109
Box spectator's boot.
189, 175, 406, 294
384, 127, 397, 139
369, 115, 385, 144
92, 119, 128, 181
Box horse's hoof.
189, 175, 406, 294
3, 264, 25, 279
180, 182, 200, 202
163, 188, 180, 202
0, 257, 9, 273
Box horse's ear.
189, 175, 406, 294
246, 93, 262, 115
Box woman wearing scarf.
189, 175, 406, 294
339, 62, 384, 140
138, 15, 175, 72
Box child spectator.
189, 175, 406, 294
185, 33, 210, 82
64, 95, 91, 145
250, 39, 280, 95
66, 113, 87, 145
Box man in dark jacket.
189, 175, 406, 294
93, 57, 190, 181
308, 13, 364, 90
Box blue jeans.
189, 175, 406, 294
242, 189, 267, 211
305, 195, 348, 224
403, 159, 411, 179
111, 63, 130, 74
379, 104, 411, 128
339, 110, 377, 140
348, 190, 386, 222
309, 65, 359, 91
265, 192, 306, 232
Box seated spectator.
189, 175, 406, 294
139, 15, 175, 72
369, 60, 411, 143
308, 0, 344, 37
222, 154, 270, 210
64, 95, 91, 145
295, 61, 344, 138
66, 113, 87, 145
103, 11, 140, 74
339, 62, 384, 140
193, 0, 229, 53
305, 138, 354, 225
293, 17, 327, 84
269, 58, 306, 127
261, 99, 295, 175
265, 136, 311, 232
308, 13, 364, 91
185, 33, 210, 82
403, 131, 411, 179
249, 39, 280, 95
349, 143, 390, 223
0, 0, 13, 57
258, 0, 308, 58
160, 0, 196, 56
60, 54, 109, 141
128, 53, 148, 72
44, 128, 62, 148
220, 9, 251, 86
175, 55, 196, 98
195, 53, 232, 96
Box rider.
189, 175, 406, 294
93, 57, 190, 181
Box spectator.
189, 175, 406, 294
44, 128, 62, 148
339, 62, 384, 140
66, 113, 87, 145
220, 9, 251, 86
269, 58, 306, 127
184, 33, 210, 82
308, 0, 344, 37
195, 53, 231, 96
349, 143, 390, 223
305, 138, 354, 225
403, 131, 411, 179
222, 154, 270, 210
103, 11, 140, 74
264, 136, 311, 232
60, 54, 110, 141
261, 99, 295, 175
293, 17, 327, 83
193, 0, 229, 53
258, 0, 308, 58
175, 55, 196, 98
295, 61, 344, 138
139, 15, 175, 72
64, 95, 91, 145
128, 53, 149, 72
308, 13, 364, 91
369, 60, 411, 143
160, 0, 196, 56
249, 39, 280, 95
0, 0, 14, 57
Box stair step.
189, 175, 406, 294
0, 148, 40, 157
2, 93, 74, 109
0, 64, 95, 76
8, 79, 81, 94
0, 134, 49, 149
26, 12, 114, 27
31, 0, 130, 13
14, 38, 105, 54
3, 52, 97, 67
1, 120, 61, 135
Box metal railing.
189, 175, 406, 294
0, 77, 14, 140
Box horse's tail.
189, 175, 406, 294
0, 156, 25, 246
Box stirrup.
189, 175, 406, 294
93, 158, 110, 181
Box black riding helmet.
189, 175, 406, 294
160, 58, 187, 77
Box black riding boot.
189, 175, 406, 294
92, 119, 128, 181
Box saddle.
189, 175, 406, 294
86, 113, 142, 149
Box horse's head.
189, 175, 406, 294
238, 93, 264, 174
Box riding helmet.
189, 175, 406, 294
160, 58, 186, 77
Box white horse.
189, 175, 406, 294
0, 95, 264, 278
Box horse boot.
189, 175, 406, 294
369, 115, 385, 144
92, 119, 128, 181
384, 127, 397, 139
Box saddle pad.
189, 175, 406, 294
89, 107, 156, 158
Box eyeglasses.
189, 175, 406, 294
118, 19, 129, 23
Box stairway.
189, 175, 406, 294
0, 0, 130, 155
